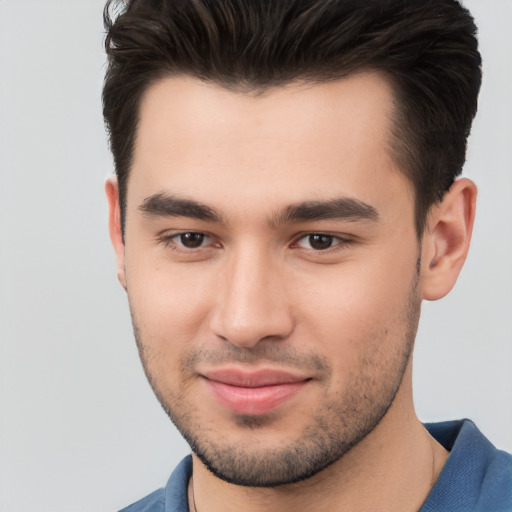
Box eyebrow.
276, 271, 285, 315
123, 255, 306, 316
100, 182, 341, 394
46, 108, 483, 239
271, 198, 379, 226
139, 193, 379, 226
139, 193, 224, 223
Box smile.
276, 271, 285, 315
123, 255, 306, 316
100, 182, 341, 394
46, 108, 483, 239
201, 368, 311, 415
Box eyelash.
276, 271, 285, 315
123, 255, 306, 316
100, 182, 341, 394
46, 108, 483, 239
159, 231, 353, 254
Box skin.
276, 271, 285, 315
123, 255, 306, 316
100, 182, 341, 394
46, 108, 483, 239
106, 72, 477, 511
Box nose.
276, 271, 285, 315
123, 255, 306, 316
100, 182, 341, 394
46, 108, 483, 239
209, 246, 295, 348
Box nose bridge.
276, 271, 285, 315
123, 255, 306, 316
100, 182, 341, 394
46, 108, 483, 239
211, 242, 293, 347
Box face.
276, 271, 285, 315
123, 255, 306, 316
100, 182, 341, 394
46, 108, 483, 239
116, 72, 423, 486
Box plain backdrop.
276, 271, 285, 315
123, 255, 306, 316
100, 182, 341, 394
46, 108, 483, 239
0, 1, 511, 511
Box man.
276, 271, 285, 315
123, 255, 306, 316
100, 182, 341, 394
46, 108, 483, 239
102, 0, 512, 510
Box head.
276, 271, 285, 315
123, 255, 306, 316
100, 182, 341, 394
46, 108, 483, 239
103, 0, 480, 487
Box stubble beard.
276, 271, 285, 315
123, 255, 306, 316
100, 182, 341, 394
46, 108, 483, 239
130, 273, 421, 488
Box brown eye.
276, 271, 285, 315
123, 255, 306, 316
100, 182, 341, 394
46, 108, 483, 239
295, 233, 349, 251
179, 232, 206, 248
307, 234, 334, 250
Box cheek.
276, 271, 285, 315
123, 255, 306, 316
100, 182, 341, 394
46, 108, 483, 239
126, 267, 213, 397
295, 252, 418, 366
125, 250, 216, 351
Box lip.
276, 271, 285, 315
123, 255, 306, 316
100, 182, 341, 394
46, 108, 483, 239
201, 368, 310, 415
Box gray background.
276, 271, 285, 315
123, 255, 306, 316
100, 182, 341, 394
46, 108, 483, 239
0, 1, 511, 511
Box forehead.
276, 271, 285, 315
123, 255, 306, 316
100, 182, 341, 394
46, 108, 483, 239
129, 72, 412, 219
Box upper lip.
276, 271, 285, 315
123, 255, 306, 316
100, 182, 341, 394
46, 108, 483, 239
201, 368, 310, 388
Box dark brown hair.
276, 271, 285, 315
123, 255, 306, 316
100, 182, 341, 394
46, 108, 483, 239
102, 0, 481, 236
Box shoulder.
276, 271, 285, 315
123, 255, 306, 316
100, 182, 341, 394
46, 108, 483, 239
118, 488, 165, 512
423, 419, 512, 512
117, 455, 193, 512
478, 442, 512, 511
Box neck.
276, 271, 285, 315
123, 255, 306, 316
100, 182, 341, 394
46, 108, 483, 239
188, 374, 448, 512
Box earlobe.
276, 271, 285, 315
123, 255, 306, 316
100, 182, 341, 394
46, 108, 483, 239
105, 176, 127, 290
421, 178, 477, 301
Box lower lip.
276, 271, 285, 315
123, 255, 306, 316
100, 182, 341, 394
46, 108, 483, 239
204, 379, 308, 415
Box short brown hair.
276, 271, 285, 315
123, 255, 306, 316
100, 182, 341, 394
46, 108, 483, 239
102, 0, 481, 236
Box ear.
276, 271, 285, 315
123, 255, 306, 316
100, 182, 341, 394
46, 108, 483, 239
421, 178, 477, 301
105, 176, 127, 290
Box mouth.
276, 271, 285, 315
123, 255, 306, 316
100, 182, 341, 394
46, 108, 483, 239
201, 368, 311, 416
